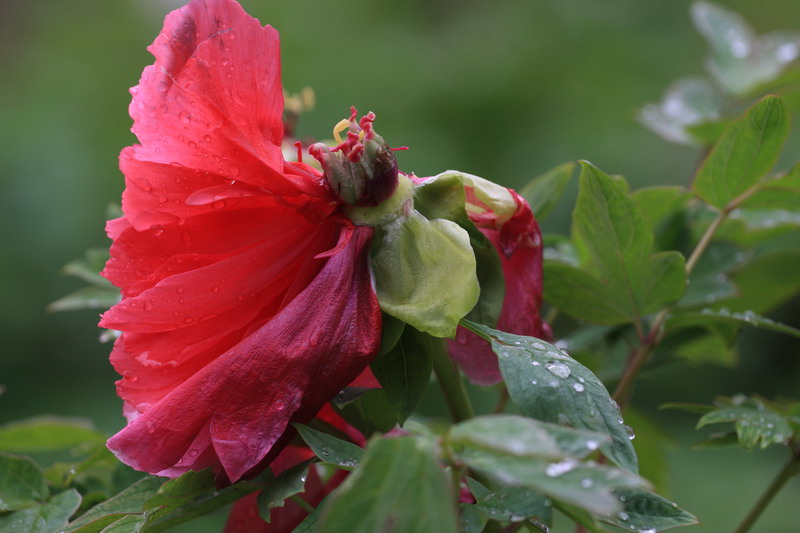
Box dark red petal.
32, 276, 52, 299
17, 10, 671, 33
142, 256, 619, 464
449, 191, 547, 385
107, 220, 339, 411
107, 226, 381, 482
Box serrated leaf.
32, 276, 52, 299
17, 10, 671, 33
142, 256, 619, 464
0, 489, 81, 533
370, 326, 432, 424
697, 396, 793, 450
638, 77, 721, 145
462, 322, 639, 473
257, 459, 314, 522
693, 96, 790, 210
295, 425, 363, 471
555, 162, 686, 324
519, 162, 575, 220
0, 453, 48, 511
605, 488, 698, 531
67, 476, 163, 532
667, 308, 800, 340
48, 287, 121, 313
0, 417, 105, 453
318, 436, 458, 533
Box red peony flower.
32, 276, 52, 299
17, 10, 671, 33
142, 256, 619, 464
101, 0, 546, 486
100, 0, 381, 483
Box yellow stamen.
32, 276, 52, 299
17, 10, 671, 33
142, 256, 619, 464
333, 119, 350, 145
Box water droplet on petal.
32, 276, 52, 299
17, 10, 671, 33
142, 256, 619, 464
135, 178, 153, 192
143, 301, 154, 311
203, 134, 212, 143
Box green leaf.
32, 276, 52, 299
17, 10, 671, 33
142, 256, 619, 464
0, 489, 81, 533
377, 312, 405, 357
61, 248, 112, 287
630, 186, 691, 232
295, 425, 364, 470
543, 262, 632, 325
318, 436, 458, 533
96, 515, 145, 533
518, 162, 575, 220
371, 210, 478, 338
48, 286, 121, 313
448, 417, 645, 516
462, 322, 639, 473
697, 395, 793, 450
605, 488, 698, 531
739, 163, 800, 209
0, 453, 48, 511
412, 171, 506, 328
693, 96, 790, 209
448, 416, 608, 461
0, 417, 105, 453
370, 326, 432, 424
638, 77, 721, 145
673, 332, 738, 367
141, 470, 258, 532
691, 2, 800, 95
67, 476, 163, 532
677, 242, 746, 308
554, 162, 686, 324
334, 389, 398, 436
470, 485, 552, 526
257, 459, 314, 521
666, 308, 800, 340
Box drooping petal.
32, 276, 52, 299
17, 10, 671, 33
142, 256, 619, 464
449, 190, 548, 385
106, 226, 381, 482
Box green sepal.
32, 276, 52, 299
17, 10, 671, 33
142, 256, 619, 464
371, 210, 478, 338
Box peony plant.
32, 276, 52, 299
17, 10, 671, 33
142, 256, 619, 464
2, 1, 799, 532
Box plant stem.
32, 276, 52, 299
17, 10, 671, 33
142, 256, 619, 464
431, 337, 475, 422
614, 206, 730, 406
493, 385, 510, 414
289, 494, 315, 514
684, 210, 727, 274
734, 449, 800, 533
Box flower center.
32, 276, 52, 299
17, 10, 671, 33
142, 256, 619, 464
309, 107, 401, 207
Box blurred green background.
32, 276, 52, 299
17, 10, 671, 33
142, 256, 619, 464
1, 0, 798, 531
